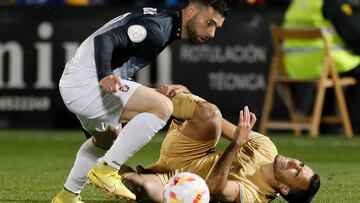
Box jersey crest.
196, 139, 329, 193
127, 25, 147, 43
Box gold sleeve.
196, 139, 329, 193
171, 93, 206, 119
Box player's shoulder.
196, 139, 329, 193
125, 8, 175, 46
129, 8, 163, 23
249, 131, 274, 145
247, 131, 278, 156
129, 8, 172, 32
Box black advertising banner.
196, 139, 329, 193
171, 7, 284, 124
0, 6, 129, 128
0, 6, 284, 129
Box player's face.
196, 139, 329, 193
186, 6, 225, 44
273, 154, 314, 191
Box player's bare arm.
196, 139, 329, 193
156, 84, 244, 142
206, 106, 256, 202
156, 84, 223, 141
220, 118, 237, 141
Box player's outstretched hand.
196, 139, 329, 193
156, 84, 190, 98
233, 106, 256, 145
100, 74, 121, 93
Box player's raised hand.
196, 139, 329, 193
100, 74, 121, 93
156, 84, 172, 96
168, 85, 190, 98
233, 106, 256, 145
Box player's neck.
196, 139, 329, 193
260, 163, 278, 190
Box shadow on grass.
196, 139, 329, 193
0, 200, 130, 203
0, 201, 49, 203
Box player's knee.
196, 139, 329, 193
151, 95, 173, 121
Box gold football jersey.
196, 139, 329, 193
148, 120, 278, 202
147, 120, 221, 179
229, 132, 278, 202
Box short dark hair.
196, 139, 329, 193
190, 0, 230, 17
281, 174, 321, 203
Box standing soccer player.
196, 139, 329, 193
52, 1, 229, 202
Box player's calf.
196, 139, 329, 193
89, 124, 121, 150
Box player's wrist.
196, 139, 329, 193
98, 72, 112, 81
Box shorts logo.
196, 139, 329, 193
119, 85, 129, 92
112, 160, 122, 167
127, 25, 147, 43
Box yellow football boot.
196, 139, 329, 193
87, 161, 136, 200
51, 189, 84, 203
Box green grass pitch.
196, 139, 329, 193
0, 130, 360, 202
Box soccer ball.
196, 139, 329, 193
163, 172, 210, 203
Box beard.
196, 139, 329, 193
186, 17, 202, 44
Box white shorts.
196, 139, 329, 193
59, 79, 141, 133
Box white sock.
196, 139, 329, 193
64, 138, 106, 194
103, 112, 166, 169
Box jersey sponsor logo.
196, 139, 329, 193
112, 160, 122, 167
143, 7, 157, 15
119, 85, 129, 92
127, 25, 147, 43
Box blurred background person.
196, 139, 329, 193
322, 0, 360, 133
282, 0, 360, 133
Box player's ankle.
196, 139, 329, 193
97, 160, 118, 171
61, 187, 78, 196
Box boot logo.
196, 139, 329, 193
92, 172, 116, 194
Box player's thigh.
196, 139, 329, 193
63, 79, 138, 128
120, 85, 173, 122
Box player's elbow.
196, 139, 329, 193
208, 185, 227, 200
195, 102, 222, 131
196, 102, 222, 120
206, 176, 226, 195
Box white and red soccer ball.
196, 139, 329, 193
163, 172, 210, 203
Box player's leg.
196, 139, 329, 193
87, 81, 173, 200
101, 85, 173, 167
51, 124, 119, 203
64, 124, 119, 193
53, 78, 126, 202
51, 138, 104, 203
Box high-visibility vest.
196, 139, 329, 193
283, 0, 360, 78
